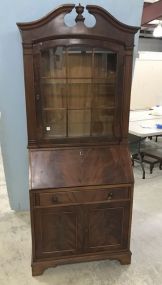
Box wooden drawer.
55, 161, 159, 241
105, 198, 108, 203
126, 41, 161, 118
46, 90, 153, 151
34, 187, 130, 207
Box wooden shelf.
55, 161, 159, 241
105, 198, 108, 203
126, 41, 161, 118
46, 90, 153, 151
42, 107, 115, 111
41, 77, 114, 81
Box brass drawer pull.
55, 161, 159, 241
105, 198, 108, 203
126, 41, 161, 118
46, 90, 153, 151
107, 192, 113, 200
52, 195, 58, 204
80, 151, 84, 156
36, 94, 40, 101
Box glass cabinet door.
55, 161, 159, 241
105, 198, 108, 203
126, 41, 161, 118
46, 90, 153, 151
34, 45, 117, 140
39, 47, 67, 137
67, 46, 92, 137
91, 49, 116, 137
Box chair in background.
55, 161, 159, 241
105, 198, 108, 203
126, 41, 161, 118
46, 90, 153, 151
155, 135, 162, 142
128, 134, 145, 179
140, 139, 162, 172
129, 134, 162, 178
148, 135, 162, 142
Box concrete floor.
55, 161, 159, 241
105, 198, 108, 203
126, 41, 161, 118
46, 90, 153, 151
0, 146, 162, 285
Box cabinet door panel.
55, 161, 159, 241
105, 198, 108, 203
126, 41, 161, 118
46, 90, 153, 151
85, 201, 130, 253
34, 205, 82, 259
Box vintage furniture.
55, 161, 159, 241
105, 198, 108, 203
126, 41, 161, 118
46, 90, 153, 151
17, 4, 139, 276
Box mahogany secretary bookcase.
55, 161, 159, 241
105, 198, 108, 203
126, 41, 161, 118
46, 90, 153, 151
17, 4, 139, 276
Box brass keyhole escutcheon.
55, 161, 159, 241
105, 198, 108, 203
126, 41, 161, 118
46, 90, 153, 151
80, 150, 84, 156
52, 194, 58, 203
107, 192, 113, 200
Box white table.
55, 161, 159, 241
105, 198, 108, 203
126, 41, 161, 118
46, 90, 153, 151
129, 111, 162, 137
129, 111, 162, 178
129, 110, 162, 122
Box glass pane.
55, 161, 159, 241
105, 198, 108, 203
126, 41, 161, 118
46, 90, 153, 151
36, 45, 118, 140
68, 110, 91, 137
93, 49, 117, 81
41, 79, 66, 109
92, 83, 115, 108
91, 109, 114, 136
43, 110, 66, 137
41, 47, 66, 78
68, 79, 92, 109
67, 47, 92, 78
92, 49, 117, 132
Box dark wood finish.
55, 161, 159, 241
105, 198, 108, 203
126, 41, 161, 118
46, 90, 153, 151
75, 4, 85, 23
29, 146, 133, 189
17, 4, 139, 276
17, 4, 138, 148
32, 251, 131, 276
84, 201, 130, 252
34, 186, 130, 207
32, 200, 130, 258
34, 205, 81, 259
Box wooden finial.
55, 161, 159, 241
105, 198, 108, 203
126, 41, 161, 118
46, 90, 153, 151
75, 4, 85, 22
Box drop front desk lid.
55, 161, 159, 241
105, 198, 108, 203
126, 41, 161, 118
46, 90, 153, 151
29, 146, 133, 189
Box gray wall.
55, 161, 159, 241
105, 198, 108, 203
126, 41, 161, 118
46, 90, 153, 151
0, 0, 144, 211
139, 37, 162, 52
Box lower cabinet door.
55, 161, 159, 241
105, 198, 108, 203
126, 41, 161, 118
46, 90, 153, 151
84, 201, 130, 253
33, 205, 82, 259
32, 201, 131, 259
